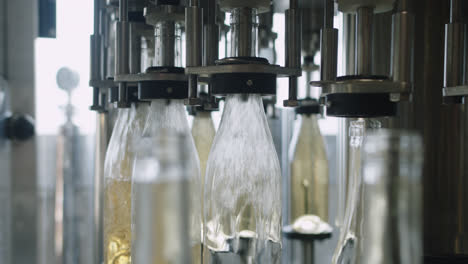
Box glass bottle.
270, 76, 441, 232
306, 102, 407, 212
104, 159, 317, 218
103, 104, 149, 264
204, 94, 282, 263
191, 110, 216, 215
132, 131, 193, 264
361, 130, 423, 264
332, 118, 381, 264
289, 112, 329, 230
136, 99, 202, 264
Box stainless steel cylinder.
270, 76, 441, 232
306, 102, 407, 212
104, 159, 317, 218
286, 8, 301, 69
203, 24, 219, 66
344, 13, 356, 75
90, 35, 102, 82
356, 6, 374, 75
155, 21, 177, 67
186, 6, 203, 67
115, 21, 130, 75
391, 12, 415, 83
444, 22, 465, 88
129, 23, 142, 73
230, 7, 258, 57
320, 28, 339, 80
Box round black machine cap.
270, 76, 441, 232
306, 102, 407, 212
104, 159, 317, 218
326, 93, 397, 118
211, 73, 276, 95
296, 98, 321, 115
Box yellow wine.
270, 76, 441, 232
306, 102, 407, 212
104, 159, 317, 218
104, 179, 132, 264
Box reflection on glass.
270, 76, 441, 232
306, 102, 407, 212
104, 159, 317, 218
204, 94, 282, 264
332, 118, 381, 264
132, 132, 192, 264
289, 113, 329, 231
139, 99, 202, 263
103, 104, 149, 264
362, 130, 423, 264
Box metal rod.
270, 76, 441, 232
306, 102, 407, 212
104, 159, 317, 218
230, 8, 258, 57
119, 0, 128, 21
356, 6, 374, 75
94, 0, 101, 34
391, 7, 415, 83
290, 0, 298, 9
450, 0, 461, 23
155, 21, 176, 67
324, 0, 334, 29
344, 14, 356, 75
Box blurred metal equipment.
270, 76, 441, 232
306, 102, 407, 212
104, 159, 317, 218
442, 0, 468, 100
55, 67, 95, 264
361, 130, 423, 264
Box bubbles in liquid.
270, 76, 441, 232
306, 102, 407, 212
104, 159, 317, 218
104, 179, 132, 264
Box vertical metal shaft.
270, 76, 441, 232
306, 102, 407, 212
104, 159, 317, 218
324, 0, 334, 29
444, 0, 465, 89
391, 3, 415, 84
284, 0, 301, 106
356, 6, 374, 76
155, 21, 176, 67
90, 0, 102, 110
320, 0, 338, 81
230, 8, 258, 57
344, 14, 356, 75
186, 0, 203, 104
129, 23, 142, 73
450, 0, 461, 23
116, 0, 130, 107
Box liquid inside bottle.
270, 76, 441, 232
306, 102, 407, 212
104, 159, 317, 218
332, 119, 381, 264
204, 94, 282, 264
132, 134, 193, 264
133, 99, 202, 264
289, 114, 329, 233
104, 104, 149, 264
192, 111, 216, 218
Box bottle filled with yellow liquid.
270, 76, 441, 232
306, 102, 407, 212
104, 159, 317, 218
133, 99, 202, 264
289, 103, 329, 231
191, 108, 216, 220
132, 132, 193, 264
103, 104, 149, 264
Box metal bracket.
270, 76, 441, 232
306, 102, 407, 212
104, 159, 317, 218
186, 64, 301, 78
443, 85, 468, 97
114, 72, 187, 82
310, 78, 412, 101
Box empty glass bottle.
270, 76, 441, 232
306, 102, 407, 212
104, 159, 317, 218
204, 94, 282, 264
136, 99, 202, 264
103, 104, 149, 264
132, 131, 193, 264
361, 130, 423, 264
289, 109, 329, 230
332, 118, 381, 264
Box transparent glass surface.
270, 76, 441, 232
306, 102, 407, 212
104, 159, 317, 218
204, 94, 282, 264
103, 104, 149, 264
332, 118, 381, 264
140, 99, 202, 264
132, 133, 192, 264
289, 114, 330, 232
191, 111, 216, 218
361, 131, 423, 264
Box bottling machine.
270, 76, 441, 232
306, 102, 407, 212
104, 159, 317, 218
1, 0, 468, 263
